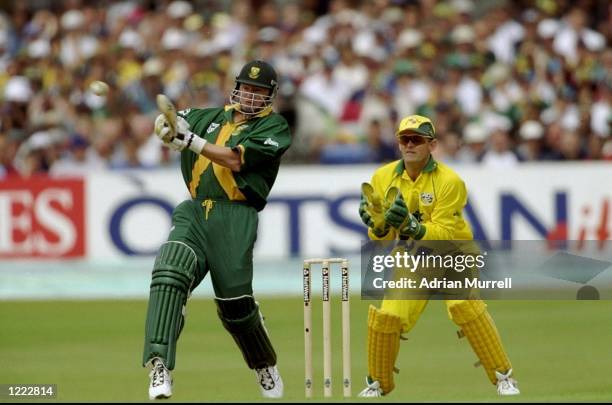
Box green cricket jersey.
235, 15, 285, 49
177, 105, 292, 211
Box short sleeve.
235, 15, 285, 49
238, 116, 292, 170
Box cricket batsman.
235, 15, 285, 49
142, 60, 291, 400
357, 115, 520, 397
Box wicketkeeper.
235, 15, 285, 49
142, 60, 291, 400
357, 115, 520, 397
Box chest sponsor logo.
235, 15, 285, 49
206, 122, 220, 134
264, 137, 280, 148
420, 192, 434, 206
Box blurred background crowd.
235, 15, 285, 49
0, 0, 610, 177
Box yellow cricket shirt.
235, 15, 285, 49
367, 156, 473, 241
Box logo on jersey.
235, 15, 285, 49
248, 67, 260, 79
232, 124, 249, 136
420, 192, 434, 206
264, 137, 279, 148
178, 108, 191, 117
206, 123, 220, 134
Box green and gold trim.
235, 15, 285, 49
189, 157, 211, 198
394, 156, 437, 176
188, 121, 247, 200
212, 121, 246, 201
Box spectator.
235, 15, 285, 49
461, 122, 488, 163
559, 130, 587, 160
50, 133, 105, 176
365, 119, 398, 163
300, 58, 352, 120
0, 130, 23, 177
433, 131, 464, 164
481, 127, 519, 168
517, 120, 545, 161
392, 59, 431, 120
0, 1, 608, 169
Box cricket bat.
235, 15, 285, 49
156, 94, 177, 142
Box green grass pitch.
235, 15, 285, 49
2, 298, 611, 402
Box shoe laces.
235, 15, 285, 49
498, 378, 513, 390
496, 369, 517, 390
257, 367, 275, 390
150, 361, 167, 388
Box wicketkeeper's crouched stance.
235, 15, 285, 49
358, 115, 519, 397
142, 60, 291, 400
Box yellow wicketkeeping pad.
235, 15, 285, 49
448, 300, 513, 384
366, 305, 403, 394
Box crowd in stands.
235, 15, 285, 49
0, 0, 610, 177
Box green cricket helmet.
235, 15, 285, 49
231, 60, 278, 116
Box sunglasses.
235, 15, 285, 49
398, 135, 430, 145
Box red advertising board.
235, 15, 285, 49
0, 176, 85, 258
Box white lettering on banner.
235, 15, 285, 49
0, 191, 33, 254
34, 189, 76, 256
0, 178, 84, 258
83, 164, 611, 260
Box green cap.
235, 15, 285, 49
396, 115, 436, 138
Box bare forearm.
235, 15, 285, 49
200, 143, 242, 172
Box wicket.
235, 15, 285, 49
303, 258, 351, 398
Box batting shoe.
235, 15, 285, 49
148, 357, 172, 400
357, 376, 383, 397
496, 369, 520, 396
255, 365, 283, 398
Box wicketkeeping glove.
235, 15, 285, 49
384, 193, 426, 240
360, 183, 389, 237
359, 195, 374, 227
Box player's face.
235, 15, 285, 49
398, 133, 436, 164
236, 83, 269, 114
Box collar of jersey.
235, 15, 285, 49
394, 155, 437, 176
224, 104, 273, 123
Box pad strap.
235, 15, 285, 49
448, 300, 513, 384
216, 296, 277, 369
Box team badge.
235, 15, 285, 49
206, 122, 220, 134
248, 67, 260, 79
420, 192, 434, 205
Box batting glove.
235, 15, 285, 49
154, 113, 175, 143
384, 194, 426, 240
155, 115, 207, 154
154, 113, 182, 151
